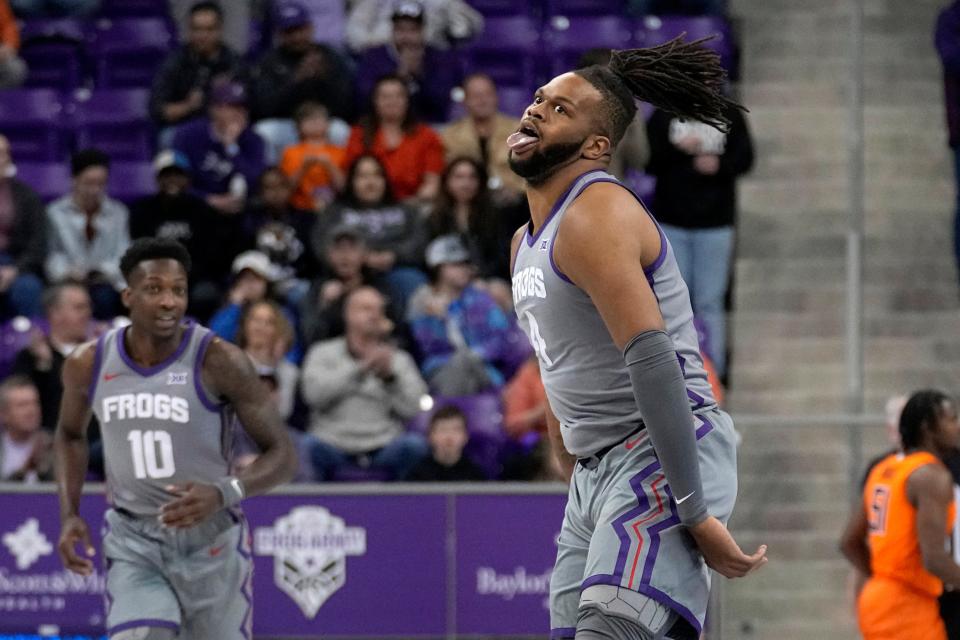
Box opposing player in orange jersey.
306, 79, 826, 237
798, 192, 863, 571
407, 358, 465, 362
841, 390, 960, 640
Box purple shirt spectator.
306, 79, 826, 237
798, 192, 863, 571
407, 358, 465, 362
355, 1, 457, 123
171, 81, 266, 213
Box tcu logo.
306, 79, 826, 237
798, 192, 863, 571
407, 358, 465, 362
254, 506, 366, 618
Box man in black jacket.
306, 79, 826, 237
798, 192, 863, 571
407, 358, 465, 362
645, 102, 754, 379
129, 150, 228, 322
0, 134, 46, 319
150, 1, 240, 135
248, 1, 354, 161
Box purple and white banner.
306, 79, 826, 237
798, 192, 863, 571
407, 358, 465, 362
0, 486, 567, 637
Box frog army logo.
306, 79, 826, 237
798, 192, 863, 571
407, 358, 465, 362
254, 506, 366, 618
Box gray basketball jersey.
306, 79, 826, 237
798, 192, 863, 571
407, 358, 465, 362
513, 170, 716, 457
90, 322, 235, 516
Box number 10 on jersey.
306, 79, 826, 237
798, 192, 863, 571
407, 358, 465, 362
127, 429, 176, 479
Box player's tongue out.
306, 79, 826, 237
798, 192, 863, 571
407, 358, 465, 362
507, 131, 539, 155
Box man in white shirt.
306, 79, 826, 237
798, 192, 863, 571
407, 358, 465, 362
45, 148, 130, 320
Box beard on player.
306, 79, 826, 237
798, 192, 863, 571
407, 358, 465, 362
508, 135, 588, 186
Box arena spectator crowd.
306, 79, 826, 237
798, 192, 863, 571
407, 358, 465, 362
0, 0, 741, 483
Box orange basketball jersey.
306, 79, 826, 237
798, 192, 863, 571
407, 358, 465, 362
863, 451, 956, 597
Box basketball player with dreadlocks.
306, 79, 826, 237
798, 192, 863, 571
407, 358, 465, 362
508, 38, 767, 639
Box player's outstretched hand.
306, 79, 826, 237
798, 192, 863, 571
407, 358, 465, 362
688, 516, 767, 578
58, 516, 95, 576
160, 483, 222, 528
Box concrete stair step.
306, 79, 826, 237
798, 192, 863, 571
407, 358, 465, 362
721, 592, 857, 640
726, 531, 845, 562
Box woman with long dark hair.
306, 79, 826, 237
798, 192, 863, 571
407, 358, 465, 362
428, 156, 509, 279
343, 74, 445, 202
314, 153, 428, 314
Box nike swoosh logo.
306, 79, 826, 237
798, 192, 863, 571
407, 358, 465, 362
209, 544, 226, 557
675, 491, 696, 505
624, 434, 645, 450
103, 373, 121, 381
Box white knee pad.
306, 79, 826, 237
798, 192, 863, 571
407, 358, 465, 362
579, 584, 676, 638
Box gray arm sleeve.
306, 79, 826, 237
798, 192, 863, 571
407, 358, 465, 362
623, 330, 707, 526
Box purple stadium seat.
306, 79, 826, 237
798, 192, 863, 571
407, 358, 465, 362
98, 0, 171, 17
330, 467, 392, 482
546, 15, 635, 76
547, 0, 627, 15
89, 18, 174, 88
638, 15, 732, 70
107, 161, 155, 204
18, 19, 87, 91
467, 0, 538, 16
71, 89, 153, 160
14, 162, 71, 202
458, 15, 542, 89
0, 90, 67, 161
497, 85, 534, 118
0, 316, 40, 380
409, 393, 506, 479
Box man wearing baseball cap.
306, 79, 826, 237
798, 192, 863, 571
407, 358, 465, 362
407, 234, 515, 395
129, 150, 225, 320
356, 0, 459, 123
171, 79, 267, 216
248, 0, 354, 161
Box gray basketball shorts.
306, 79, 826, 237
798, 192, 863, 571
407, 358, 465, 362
549, 407, 739, 639
101, 507, 253, 639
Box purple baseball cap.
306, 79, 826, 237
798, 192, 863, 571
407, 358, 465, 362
275, 1, 311, 30
209, 81, 247, 107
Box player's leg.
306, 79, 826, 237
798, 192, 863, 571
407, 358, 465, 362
577, 414, 737, 639
102, 511, 182, 639
170, 509, 252, 640
550, 464, 594, 640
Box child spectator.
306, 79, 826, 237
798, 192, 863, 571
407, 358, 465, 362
406, 405, 486, 481
279, 102, 346, 212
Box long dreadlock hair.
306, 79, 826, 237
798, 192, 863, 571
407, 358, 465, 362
574, 36, 745, 146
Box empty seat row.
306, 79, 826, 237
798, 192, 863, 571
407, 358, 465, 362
19, 17, 173, 90
456, 14, 733, 89
0, 88, 151, 161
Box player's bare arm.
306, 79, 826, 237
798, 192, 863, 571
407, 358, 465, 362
839, 501, 872, 576
160, 337, 297, 528
54, 340, 98, 576
909, 463, 960, 587
554, 181, 766, 578
511, 225, 577, 482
